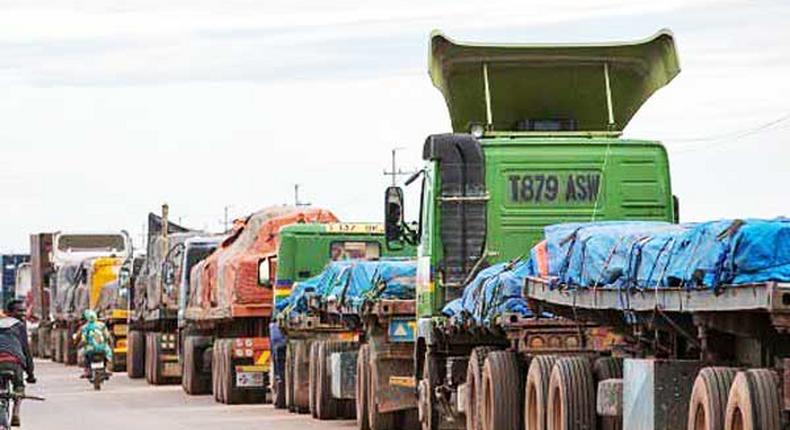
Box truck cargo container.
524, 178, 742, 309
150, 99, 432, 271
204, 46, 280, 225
269, 223, 415, 425
0, 254, 30, 308
127, 206, 213, 384
47, 232, 132, 370
382, 29, 680, 430
181, 207, 337, 404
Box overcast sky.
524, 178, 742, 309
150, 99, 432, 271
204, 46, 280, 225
0, 0, 787, 252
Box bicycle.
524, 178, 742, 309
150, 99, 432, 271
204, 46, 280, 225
0, 370, 44, 430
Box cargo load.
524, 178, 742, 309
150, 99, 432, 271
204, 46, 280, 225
187, 206, 338, 319
279, 259, 416, 320
530, 218, 790, 290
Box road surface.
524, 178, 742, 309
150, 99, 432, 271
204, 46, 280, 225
23, 359, 356, 430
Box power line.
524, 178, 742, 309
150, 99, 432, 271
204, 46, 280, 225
663, 112, 790, 154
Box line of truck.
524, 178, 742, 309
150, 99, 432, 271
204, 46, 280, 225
22, 28, 790, 430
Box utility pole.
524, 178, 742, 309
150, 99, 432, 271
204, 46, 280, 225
294, 184, 311, 207
223, 205, 232, 233
383, 147, 416, 186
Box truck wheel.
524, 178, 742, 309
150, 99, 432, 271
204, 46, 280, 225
547, 356, 595, 430
182, 335, 211, 395
724, 369, 781, 430
466, 347, 497, 430
292, 340, 310, 413
369, 344, 395, 430
211, 339, 226, 403
481, 351, 523, 430
38, 326, 51, 359
316, 340, 339, 420
127, 330, 145, 379
687, 367, 736, 430
525, 355, 557, 430
309, 341, 319, 418
146, 332, 164, 385
62, 327, 75, 365
356, 344, 370, 430
593, 357, 623, 430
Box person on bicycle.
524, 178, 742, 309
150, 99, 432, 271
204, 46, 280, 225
0, 300, 36, 426
74, 310, 113, 377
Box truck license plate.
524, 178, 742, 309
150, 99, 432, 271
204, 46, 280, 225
235, 371, 264, 388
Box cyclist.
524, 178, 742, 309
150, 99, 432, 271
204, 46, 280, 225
74, 310, 113, 377
0, 300, 36, 426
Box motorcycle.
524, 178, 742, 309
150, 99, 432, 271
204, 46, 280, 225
88, 352, 110, 390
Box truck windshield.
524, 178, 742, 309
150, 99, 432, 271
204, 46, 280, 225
330, 241, 381, 261
184, 245, 217, 285
57, 234, 126, 252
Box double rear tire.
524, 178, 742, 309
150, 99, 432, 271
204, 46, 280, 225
723, 369, 781, 430
546, 356, 596, 430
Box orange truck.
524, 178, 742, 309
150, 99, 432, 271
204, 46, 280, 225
181, 206, 337, 404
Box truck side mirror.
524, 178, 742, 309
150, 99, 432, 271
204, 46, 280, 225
385, 186, 405, 249
258, 258, 272, 287
162, 261, 175, 286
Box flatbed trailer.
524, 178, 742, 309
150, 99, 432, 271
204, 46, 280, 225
522, 277, 790, 430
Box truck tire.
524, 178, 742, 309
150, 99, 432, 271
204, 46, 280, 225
547, 356, 595, 430
465, 347, 497, 430
687, 367, 736, 430
309, 341, 320, 418
525, 355, 557, 430
356, 344, 370, 430
315, 340, 337, 420
593, 357, 623, 430
51, 328, 61, 363
38, 326, 52, 359
481, 351, 523, 430
417, 353, 440, 430
127, 330, 145, 379
292, 340, 310, 413
724, 369, 781, 430
63, 327, 77, 365
369, 343, 395, 430
145, 332, 163, 385
182, 335, 212, 395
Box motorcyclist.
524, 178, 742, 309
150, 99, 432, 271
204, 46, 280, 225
74, 310, 113, 377
0, 299, 36, 427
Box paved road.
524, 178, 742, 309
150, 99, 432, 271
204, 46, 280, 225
23, 359, 356, 430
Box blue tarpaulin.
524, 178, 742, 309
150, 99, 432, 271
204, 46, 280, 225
443, 260, 535, 325
280, 259, 416, 318
442, 218, 790, 325
540, 218, 790, 289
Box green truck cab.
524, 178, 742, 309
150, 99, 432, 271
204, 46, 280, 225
384, 29, 680, 428
269, 222, 414, 410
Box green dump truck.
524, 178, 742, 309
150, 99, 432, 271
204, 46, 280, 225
383, 29, 680, 430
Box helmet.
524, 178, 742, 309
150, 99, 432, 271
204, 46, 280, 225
82, 309, 98, 322
5, 299, 25, 318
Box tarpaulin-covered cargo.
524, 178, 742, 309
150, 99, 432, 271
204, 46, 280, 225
532, 218, 790, 290
442, 261, 534, 326
135, 231, 203, 322
279, 259, 417, 320
186, 207, 338, 320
